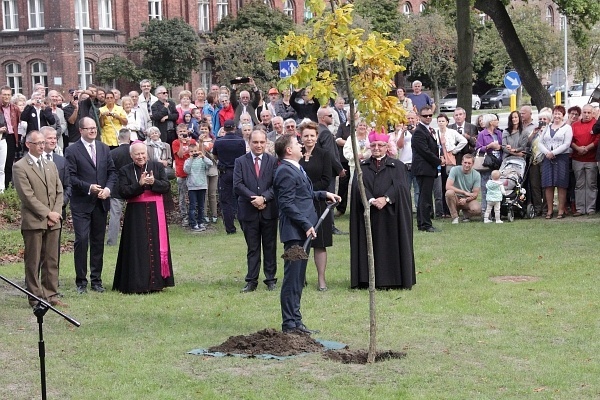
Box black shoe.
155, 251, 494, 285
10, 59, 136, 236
419, 227, 440, 233
226, 230, 237, 235
76, 285, 87, 294
241, 283, 257, 293
91, 284, 105, 293
332, 227, 347, 235
296, 324, 320, 334
266, 282, 277, 291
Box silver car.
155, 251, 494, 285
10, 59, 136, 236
438, 93, 481, 112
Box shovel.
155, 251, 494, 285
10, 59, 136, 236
281, 201, 340, 261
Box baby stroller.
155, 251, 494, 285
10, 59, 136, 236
499, 156, 535, 222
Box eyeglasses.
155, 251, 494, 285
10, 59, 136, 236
27, 141, 46, 147
421, 114, 433, 118
81, 127, 97, 131
157, 92, 167, 95
326, 114, 333, 117
180, 134, 189, 138
370, 143, 388, 148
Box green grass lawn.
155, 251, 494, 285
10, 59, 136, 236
1, 214, 599, 399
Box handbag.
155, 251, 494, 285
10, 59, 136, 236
473, 149, 489, 172
483, 153, 501, 170
165, 166, 176, 180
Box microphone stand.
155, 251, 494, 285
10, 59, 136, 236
0, 274, 80, 400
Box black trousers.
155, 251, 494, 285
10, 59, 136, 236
280, 240, 310, 330
416, 176, 434, 230
218, 169, 237, 233
71, 202, 108, 287
241, 215, 278, 285
4, 134, 17, 189
336, 162, 350, 213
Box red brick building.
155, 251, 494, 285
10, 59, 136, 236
0, 0, 558, 98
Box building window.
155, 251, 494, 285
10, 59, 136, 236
217, 0, 228, 22
303, 4, 312, 20
198, 0, 210, 32
402, 2, 412, 15
28, 0, 44, 29
75, 0, 90, 29
419, 3, 426, 13
283, 0, 294, 18
546, 6, 554, 27
5, 62, 22, 93
30, 61, 47, 89
199, 60, 213, 90
263, 0, 273, 8
559, 15, 566, 31
98, 0, 112, 29
78, 60, 93, 88
2, 0, 18, 31
148, 0, 161, 20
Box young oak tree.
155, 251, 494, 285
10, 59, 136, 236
266, 0, 410, 363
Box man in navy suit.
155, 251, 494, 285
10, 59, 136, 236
41, 126, 70, 276
65, 117, 117, 294
412, 105, 443, 232
234, 130, 279, 292
273, 134, 340, 334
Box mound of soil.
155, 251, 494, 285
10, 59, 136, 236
207, 329, 407, 364
208, 328, 324, 357
323, 349, 407, 364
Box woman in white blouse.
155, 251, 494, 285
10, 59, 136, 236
343, 119, 371, 185
537, 105, 573, 219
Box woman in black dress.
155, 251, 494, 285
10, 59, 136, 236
299, 121, 332, 291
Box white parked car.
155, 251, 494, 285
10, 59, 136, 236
568, 83, 597, 97
438, 93, 481, 112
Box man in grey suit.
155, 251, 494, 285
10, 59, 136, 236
13, 130, 66, 307
234, 130, 279, 292
65, 117, 117, 294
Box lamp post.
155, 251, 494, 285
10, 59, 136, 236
563, 14, 568, 108
77, 0, 86, 90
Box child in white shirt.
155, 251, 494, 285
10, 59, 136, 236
484, 169, 506, 223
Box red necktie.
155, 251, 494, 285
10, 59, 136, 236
254, 156, 260, 177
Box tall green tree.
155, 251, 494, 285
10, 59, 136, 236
213, 0, 295, 41
403, 12, 457, 104
472, 0, 600, 109
128, 18, 202, 88
94, 55, 145, 86
206, 29, 279, 88
571, 25, 600, 93
353, 0, 402, 36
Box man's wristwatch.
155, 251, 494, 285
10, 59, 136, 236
385, 196, 391, 204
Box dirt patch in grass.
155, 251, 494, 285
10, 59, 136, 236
208, 328, 407, 364
323, 349, 407, 364
489, 275, 540, 283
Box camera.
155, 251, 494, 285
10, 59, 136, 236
407, 124, 415, 131
73, 96, 78, 100
230, 77, 250, 85
538, 121, 546, 129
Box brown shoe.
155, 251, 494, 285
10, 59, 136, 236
572, 212, 583, 217
49, 298, 69, 308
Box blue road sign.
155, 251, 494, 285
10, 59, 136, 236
279, 60, 299, 78
504, 71, 521, 90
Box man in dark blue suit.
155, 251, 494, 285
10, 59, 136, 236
234, 130, 279, 293
213, 120, 246, 234
64, 117, 117, 294
412, 105, 443, 232
273, 134, 340, 334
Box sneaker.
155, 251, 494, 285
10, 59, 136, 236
496, 220, 503, 224
181, 218, 189, 227
484, 219, 492, 223
204, 216, 211, 223
452, 218, 459, 224
462, 218, 470, 222
191, 225, 206, 232
211, 216, 218, 223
